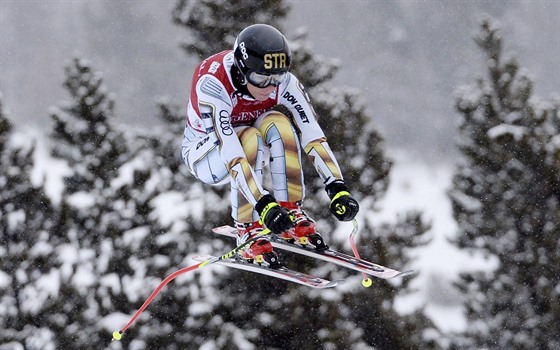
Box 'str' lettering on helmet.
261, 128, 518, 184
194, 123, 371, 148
264, 53, 287, 69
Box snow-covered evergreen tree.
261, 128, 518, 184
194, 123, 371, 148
172, 0, 290, 60
450, 19, 560, 349
0, 95, 72, 349
117, 98, 234, 349
50, 57, 128, 194
46, 57, 186, 348
169, 1, 437, 348
0, 95, 10, 153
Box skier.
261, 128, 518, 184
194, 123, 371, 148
181, 24, 359, 267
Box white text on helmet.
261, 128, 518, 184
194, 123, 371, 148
239, 42, 249, 60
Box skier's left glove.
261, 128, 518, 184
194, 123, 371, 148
326, 180, 359, 221
255, 194, 296, 235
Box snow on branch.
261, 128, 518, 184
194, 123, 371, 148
487, 124, 527, 141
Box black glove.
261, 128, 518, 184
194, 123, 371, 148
326, 180, 359, 221
255, 194, 295, 235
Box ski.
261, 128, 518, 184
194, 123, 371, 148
192, 254, 339, 289
213, 225, 414, 280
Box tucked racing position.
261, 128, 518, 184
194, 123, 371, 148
181, 24, 359, 268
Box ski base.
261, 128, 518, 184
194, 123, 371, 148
212, 225, 414, 280
192, 255, 339, 289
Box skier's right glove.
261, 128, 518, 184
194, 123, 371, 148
255, 194, 296, 235
326, 180, 360, 221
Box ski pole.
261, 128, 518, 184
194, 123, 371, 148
348, 219, 372, 288
111, 229, 271, 342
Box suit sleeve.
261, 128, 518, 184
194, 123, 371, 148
279, 74, 344, 186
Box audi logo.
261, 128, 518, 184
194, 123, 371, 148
219, 110, 233, 136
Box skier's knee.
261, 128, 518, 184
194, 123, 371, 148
237, 126, 264, 165
258, 111, 297, 141
264, 111, 292, 128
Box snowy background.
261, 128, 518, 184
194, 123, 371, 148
2, 0, 559, 339
2, 1, 559, 159
25, 135, 497, 335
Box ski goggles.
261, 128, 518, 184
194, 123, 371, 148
246, 71, 288, 88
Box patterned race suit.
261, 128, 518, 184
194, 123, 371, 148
182, 50, 343, 222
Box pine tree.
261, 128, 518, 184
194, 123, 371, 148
172, 0, 290, 60
121, 99, 234, 349
46, 57, 172, 348
168, 2, 437, 349
50, 57, 128, 194
0, 94, 11, 154
0, 95, 72, 349
304, 85, 437, 348
450, 19, 560, 349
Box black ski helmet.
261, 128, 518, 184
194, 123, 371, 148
233, 24, 292, 86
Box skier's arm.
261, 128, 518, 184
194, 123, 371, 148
279, 74, 359, 221
279, 74, 343, 185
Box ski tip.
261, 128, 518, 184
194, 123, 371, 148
212, 225, 233, 234
192, 255, 214, 262
396, 269, 416, 278
322, 280, 341, 288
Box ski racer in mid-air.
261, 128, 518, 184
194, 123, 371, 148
181, 23, 359, 267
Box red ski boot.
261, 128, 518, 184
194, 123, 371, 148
278, 202, 328, 251
236, 221, 281, 268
